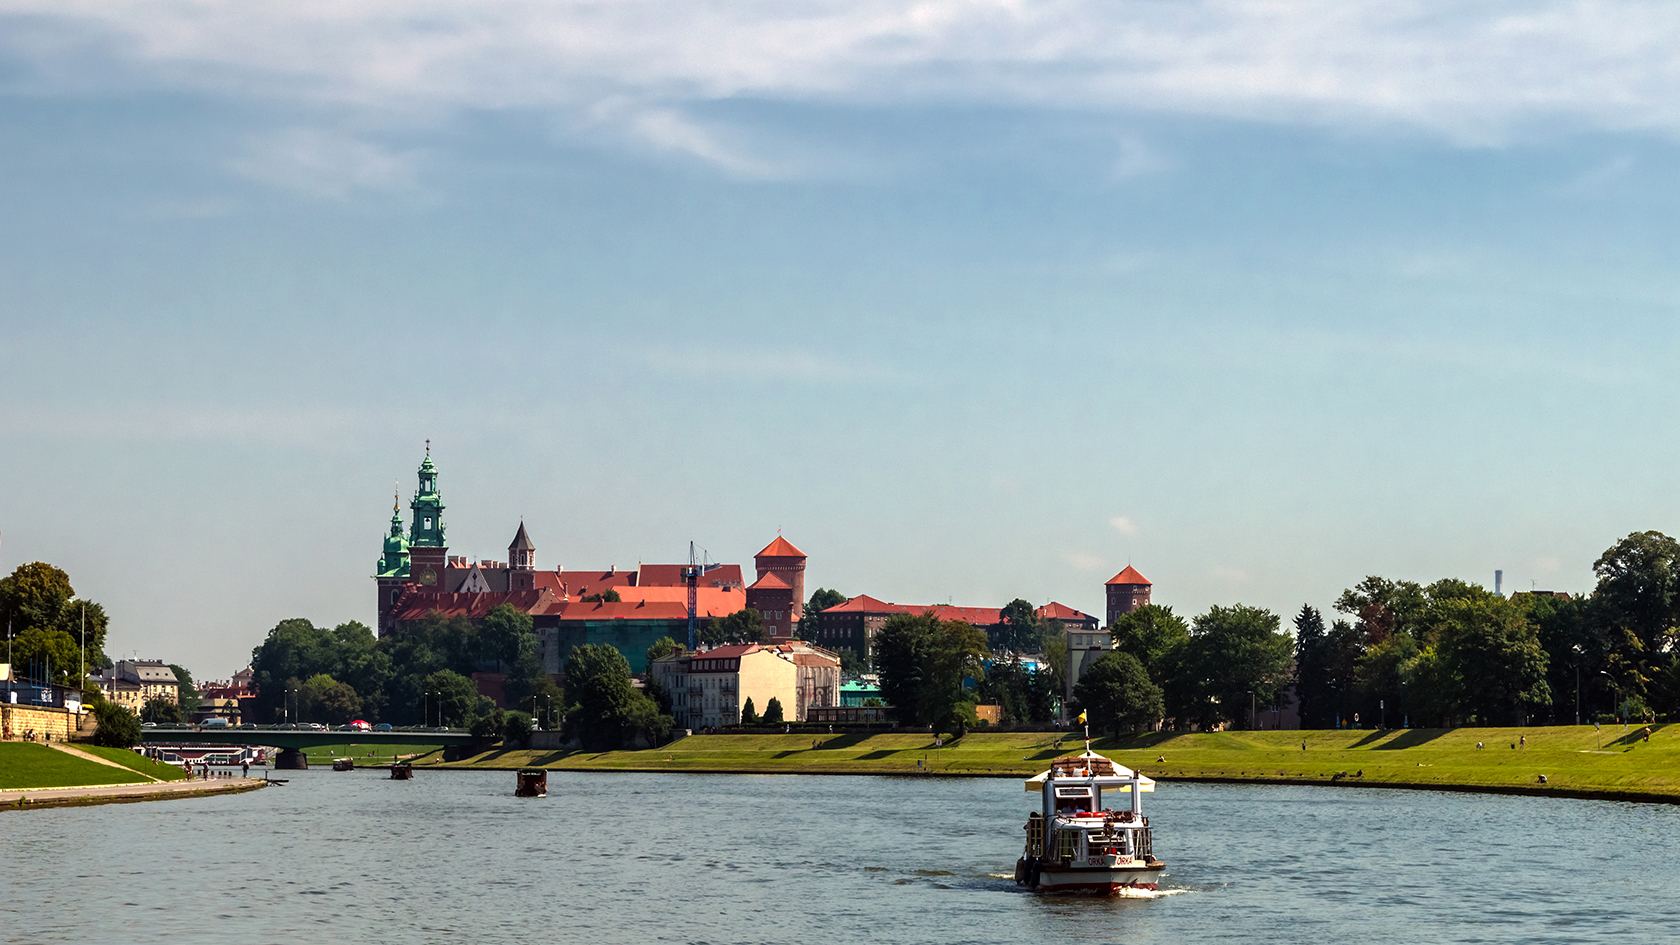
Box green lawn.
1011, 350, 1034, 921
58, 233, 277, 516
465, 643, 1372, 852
74, 744, 192, 781
299, 742, 446, 765
0, 742, 153, 790
418, 725, 1680, 802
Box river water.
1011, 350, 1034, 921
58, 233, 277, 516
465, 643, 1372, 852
5, 770, 1678, 944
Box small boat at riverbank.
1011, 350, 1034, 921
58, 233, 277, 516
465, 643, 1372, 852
515, 769, 547, 798
390, 762, 413, 780
332, 758, 355, 772
1015, 748, 1164, 894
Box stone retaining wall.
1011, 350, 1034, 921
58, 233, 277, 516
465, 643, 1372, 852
1, 704, 90, 742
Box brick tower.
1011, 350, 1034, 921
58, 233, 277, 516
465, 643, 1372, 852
748, 536, 807, 640
1105, 565, 1152, 626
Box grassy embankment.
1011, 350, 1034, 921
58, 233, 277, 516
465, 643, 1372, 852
297, 742, 452, 766
414, 724, 1680, 803
0, 742, 186, 790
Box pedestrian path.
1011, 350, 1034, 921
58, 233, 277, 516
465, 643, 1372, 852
1, 776, 266, 810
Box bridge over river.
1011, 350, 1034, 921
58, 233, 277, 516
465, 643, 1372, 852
140, 726, 479, 769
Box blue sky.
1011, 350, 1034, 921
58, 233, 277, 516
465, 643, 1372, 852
4, 1, 1680, 678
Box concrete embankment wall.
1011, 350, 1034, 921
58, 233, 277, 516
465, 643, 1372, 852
1, 704, 90, 742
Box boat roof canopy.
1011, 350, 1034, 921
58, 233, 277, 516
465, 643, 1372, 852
1024, 750, 1155, 793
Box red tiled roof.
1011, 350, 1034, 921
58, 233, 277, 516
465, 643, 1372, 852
537, 600, 692, 621
391, 589, 557, 621
927, 605, 1002, 626
635, 563, 746, 587
1036, 601, 1096, 621
748, 570, 792, 590
819, 594, 900, 614
755, 536, 806, 559
1106, 566, 1152, 586
816, 595, 1001, 625
608, 585, 744, 618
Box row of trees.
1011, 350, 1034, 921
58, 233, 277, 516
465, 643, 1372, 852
248, 605, 562, 729
1294, 531, 1680, 728
1072, 530, 1680, 733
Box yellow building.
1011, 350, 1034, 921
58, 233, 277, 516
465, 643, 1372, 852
651, 642, 840, 729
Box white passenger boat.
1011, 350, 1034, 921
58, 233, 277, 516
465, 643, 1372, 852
1014, 748, 1164, 894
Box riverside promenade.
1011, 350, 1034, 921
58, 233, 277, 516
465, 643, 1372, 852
1, 776, 267, 810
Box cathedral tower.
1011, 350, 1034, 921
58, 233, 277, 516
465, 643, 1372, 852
374, 492, 411, 636
407, 445, 449, 592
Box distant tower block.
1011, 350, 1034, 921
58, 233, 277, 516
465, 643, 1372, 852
1105, 566, 1152, 626
509, 522, 536, 592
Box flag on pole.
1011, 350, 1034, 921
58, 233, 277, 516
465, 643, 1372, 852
1077, 711, 1087, 725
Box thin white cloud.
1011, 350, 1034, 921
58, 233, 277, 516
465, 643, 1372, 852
0, 402, 367, 447
230, 128, 419, 198
1063, 551, 1108, 572
5, 1, 1680, 145
1109, 515, 1138, 536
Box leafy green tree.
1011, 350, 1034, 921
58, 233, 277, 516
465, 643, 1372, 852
874, 612, 989, 734
141, 697, 185, 724
301, 673, 363, 725
581, 590, 622, 603
1040, 631, 1068, 706
479, 604, 533, 672
1592, 530, 1680, 705
622, 690, 673, 745
646, 636, 685, 664
1434, 594, 1551, 725
564, 644, 638, 750
996, 599, 1040, 653
740, 697, 759, 724
423, 669, 479, 728
1180, 604, 1293, 730
762, 696, 784, 724
861, 697, 884, 707
471, 707, 507, 742
806, 588, 847, 616
1108, 604, 1190, 688
168, 664, 200, 713
91, 700, 140, 748
1292, 605, 1334, 729
0, 562, 108, 688
836, 647, 865, 678
1073, 651, 1163, 734
703, 609, 766, 646
503, 711, 533, 746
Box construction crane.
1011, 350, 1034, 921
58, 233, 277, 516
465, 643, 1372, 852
682, 541, 722, 652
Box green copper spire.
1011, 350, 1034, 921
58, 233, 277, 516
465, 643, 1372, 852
409, 442, 446, 548
376, 489, 410, 578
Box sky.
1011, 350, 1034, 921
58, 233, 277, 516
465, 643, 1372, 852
5, 0, 1680, 680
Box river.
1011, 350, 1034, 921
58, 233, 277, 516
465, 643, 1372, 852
5, 770, 1677, 943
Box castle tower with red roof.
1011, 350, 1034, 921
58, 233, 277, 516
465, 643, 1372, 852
748, 536, 807, 640
1105, 565, 1152, 626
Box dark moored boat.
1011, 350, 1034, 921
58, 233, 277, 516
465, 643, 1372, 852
516, 769, 548, 798
390, 762, 413, 780
332, 758, 355, 772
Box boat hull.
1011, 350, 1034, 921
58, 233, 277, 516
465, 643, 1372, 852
1017, 858, 1164, 895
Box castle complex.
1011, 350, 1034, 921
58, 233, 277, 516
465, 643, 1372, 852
372, 447, 1150, 721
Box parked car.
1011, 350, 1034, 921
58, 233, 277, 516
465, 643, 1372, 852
373, 723, 393, 731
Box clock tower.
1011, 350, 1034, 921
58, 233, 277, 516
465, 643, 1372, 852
407, 443, 449, 593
